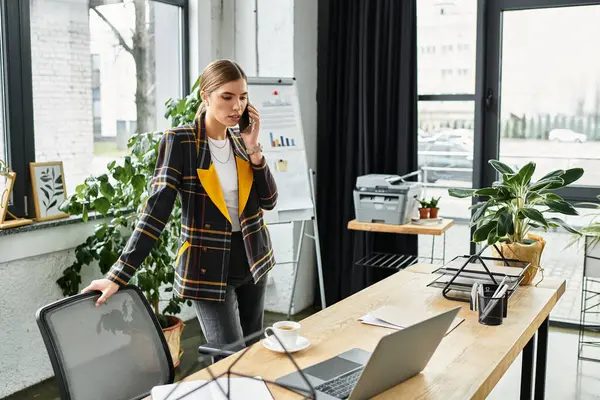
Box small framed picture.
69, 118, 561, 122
0, 168, 16, 224
29, 161, 69, 222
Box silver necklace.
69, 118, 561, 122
208, 136, 228, 149
209, 141, 232, 164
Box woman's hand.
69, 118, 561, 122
240, 104, 264, 165
241, 104, 260, 148
81, 278, 119, 307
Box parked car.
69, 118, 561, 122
418, 129, 518, 183
548, 128, 587, 143
418, 131, 473, 183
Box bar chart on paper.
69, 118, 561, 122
258, 89, 305, 152
269, 132, 296, 148
248, 78, 312, 223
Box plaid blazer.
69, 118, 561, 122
106, 115, 278, 301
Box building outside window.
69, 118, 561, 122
30, 0, 184, 193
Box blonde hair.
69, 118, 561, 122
197, 59, 247, 117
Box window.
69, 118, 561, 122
234, 0, 294, 77
417, 0, 477, 95
497, 6, 600, 188
441, 44, 454, 53
417, 0, 477, 261
30, 0, 186, 194
91, 54, 102, 135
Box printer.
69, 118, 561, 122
353, 174, 423, 225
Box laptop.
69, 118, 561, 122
275, 307, 461, 400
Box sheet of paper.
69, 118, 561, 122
265, 150, 313, 213
358, 313, 400, 329
151, 377, 273, 400
210, 377, 273, 400
360, 306, 464, 336
151, 380, 212, 399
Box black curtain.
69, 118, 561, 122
316, 0, 418, 305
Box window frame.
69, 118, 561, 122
416, 0, 479, 179
2, 0, 189, 219
479, 0, 600, 205
3, 0, 35, 217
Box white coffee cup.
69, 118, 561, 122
264, 321, 300, 349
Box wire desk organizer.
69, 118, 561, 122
161, 329, 317, 399
427, 243, 529, 303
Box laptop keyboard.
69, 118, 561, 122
315, 367, 364, 399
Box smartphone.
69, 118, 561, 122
239, 103, 251, 132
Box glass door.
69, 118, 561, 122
482, 0, 600, 325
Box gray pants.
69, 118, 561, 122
192, 232, 267, 361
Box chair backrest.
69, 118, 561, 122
36, 286, 174, 400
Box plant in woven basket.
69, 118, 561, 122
448, 159, 583, 284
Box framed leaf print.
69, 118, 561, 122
29, 161, 69, 222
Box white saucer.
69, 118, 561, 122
263, 336, 311, 353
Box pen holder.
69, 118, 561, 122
478, 284, 508, 326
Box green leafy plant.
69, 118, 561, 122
57, 77, 202, 328
568, 195, 600, 249
448, 160, 583, 246
428, 196, 441, 209
417, 198, 430, 209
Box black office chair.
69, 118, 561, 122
36, 286, 174, 400
197, 331, 265, 364
198, 345, 234, 359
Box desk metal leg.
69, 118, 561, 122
534, 317, 549, 400
520, 334, 535, 400
287, 220, 307, 319
443, 232, 446, 264
431, 236, 436, 263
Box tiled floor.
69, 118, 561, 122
6, 310, 600, 400
488, 327, 600, 400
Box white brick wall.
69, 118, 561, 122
30, 0, 93, 192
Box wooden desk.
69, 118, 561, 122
162, 267, 564, 400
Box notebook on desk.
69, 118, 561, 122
151, 376, 273, 400
359, 305, 464, 335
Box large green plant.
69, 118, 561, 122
448, 160, 584, 246
57, 77, 201, 328
569, 195, 600, 249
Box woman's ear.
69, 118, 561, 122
201, 90, 209, 106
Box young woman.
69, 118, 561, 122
82, 59, 278, 354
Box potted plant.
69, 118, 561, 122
429, 196, 441, 219
449, 159, 583, 285
417, 198, 430, 219
57, 77, 203, 367
567, 195, 600, 268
